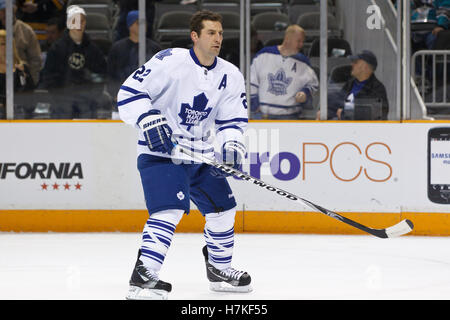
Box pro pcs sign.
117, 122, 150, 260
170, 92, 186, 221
0, 121, 448, 214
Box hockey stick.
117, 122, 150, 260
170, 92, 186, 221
177, 145, 414, 238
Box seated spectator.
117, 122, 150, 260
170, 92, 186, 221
40, 16, 65, 66
0, 29, 34, 119
39, 5, 107, 119
114, 0, 162, 42
16, 0, 67, 45
316, 50, 389, 120
41, 16, 65, 52
0, 0, 42, 87
409, 0, 450, 51
107, 10, 161, 103
250, 25, 318, 119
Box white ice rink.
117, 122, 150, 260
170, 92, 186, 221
0, 232, 449, 300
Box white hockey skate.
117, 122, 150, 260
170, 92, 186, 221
202, 246, 253, 293
126, 251, 172, 300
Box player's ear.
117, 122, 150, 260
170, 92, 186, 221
191, 30, 199, 43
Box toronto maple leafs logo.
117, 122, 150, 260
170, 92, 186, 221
155, 48, 173, 60
267, 68, 293, 96
178, 93, 212, 131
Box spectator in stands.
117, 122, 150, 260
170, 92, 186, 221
113, 0, 162, 42
107, 10, 161, 102
15, 0, 67, 45
41, 16, 65, 52
409, 0, 450, 51
39, 5, 107, 119
0, 29, 34, 118
40, 16, 65, 67
316, 50, 389, 120
250, 25, 318, 119
0, 0, 42, 87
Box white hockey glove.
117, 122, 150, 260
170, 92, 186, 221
210, 141, 246, 178
137, 109, 175, 154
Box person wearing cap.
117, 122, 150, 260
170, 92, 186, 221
316, 50, 389, 120
0, 0, 42, 87
39, 5, 107, 118
106, 10, 161, 103
113, 0, 162, 42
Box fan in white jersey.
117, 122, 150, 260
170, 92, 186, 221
117, 10, 252, 300
250, 25, 319, 119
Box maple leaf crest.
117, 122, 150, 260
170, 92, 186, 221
178, 93, 212, 131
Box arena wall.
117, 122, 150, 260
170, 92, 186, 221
1, 120, 449, 236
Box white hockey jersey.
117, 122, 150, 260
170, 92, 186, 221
117, 48, 248, 161
250, 46, 318, 116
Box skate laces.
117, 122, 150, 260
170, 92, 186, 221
221, 267, 245, 280
138, 265, 159, 281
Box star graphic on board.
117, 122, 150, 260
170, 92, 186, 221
64, 183, 71, 190
75, 183, 82, 190
41, 183, 48, 190
52, 183, 59, 190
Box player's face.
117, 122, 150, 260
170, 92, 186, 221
195, 20, 223, 58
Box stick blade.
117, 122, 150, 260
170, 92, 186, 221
384, 219, 414, 238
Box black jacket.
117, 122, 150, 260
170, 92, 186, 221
328, 73, 389, 120
40, 30, 107, 89
106, 37, 161, 99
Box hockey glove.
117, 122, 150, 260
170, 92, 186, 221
210, 141, 246, 178
137, 109, 175, 154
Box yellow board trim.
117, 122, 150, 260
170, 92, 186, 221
1, 210, 449, 236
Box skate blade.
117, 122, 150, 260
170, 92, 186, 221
209, 282, 253, 293
126, 285, 168, 300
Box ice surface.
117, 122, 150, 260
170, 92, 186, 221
0, 232, 449, 300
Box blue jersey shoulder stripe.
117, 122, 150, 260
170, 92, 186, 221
117, 93, 151, 107
215, 118, 248, 125
120, 85, 146, 95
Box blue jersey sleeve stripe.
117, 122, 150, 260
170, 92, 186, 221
215, 118, 248, 125
117, 93, 151, 107
216, 125, 244, 133
120, 85, 146, 95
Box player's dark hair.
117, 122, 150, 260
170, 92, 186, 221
190, 10, 223, 36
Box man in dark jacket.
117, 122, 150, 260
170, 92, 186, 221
106, 10, 161, 103
317, 50, 389, 120
40, 5, 107, 118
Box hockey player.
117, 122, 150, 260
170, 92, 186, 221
117, 10, 252, 300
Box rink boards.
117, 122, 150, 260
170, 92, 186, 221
0, 120, 449, 235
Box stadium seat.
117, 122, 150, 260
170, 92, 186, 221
155, 11, 192, 47
250, 0, 288, 15
67, 0, 115, 26
308, 38, 352, 57
201, 0, 240, 13
220, 11, 241, 38
85, 12, 112, 41
251, 12, 290, 44
155, 0, 199, 19
296, 12, 341, 41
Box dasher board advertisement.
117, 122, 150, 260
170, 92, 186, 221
0, 121, 449, 213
